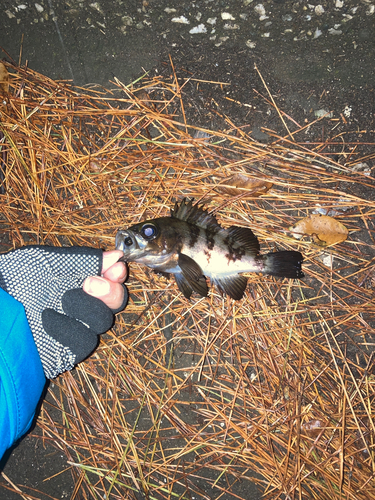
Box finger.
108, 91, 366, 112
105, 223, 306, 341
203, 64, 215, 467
102, 250, 125, 274
102, 260, 128, 283
83, 276, 128, 311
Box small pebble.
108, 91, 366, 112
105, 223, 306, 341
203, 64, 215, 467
189, 24, 207, 34
172, 15, 190, 24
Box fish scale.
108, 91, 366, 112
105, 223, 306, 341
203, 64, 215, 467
115, 199, 304, 300
177, 224, 261, 276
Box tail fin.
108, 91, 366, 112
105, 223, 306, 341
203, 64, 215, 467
263, 251, 304, 279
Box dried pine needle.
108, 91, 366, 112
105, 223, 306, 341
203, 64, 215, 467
0, 61, 374, 500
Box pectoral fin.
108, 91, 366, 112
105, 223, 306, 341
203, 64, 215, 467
178, 253, 208, 297
174, 273, 194, 298
212, 274, 248, 300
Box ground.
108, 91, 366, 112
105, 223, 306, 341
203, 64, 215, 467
0, 0, 374, 499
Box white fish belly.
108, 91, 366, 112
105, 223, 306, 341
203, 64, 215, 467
181, 236, 260, 277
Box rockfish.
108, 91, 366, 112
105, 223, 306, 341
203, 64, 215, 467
115, 199, 303, 300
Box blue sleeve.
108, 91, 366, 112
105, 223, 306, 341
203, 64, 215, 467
0, 288, 46, 460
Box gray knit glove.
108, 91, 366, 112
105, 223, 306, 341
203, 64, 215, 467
0, 245, 127, 379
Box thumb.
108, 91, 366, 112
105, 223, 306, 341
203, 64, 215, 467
84, 276, 111, 298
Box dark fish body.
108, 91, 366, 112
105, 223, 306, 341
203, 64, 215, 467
115, 199, 303, 300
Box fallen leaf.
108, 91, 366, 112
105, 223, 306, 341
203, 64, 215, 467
89, 159, 102, 172
302, 419, 327, 438
0, 63, 9, 94
215, 173, 272, 198
290, 214, 348, 246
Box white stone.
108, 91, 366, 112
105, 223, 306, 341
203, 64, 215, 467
89, 3, 102, 12
122, 16, 133, 26
254, 4, 266, 16
246, 40, 257, 48
35, 3, 43, 12
351, 162, 371, 175
343, 105, 352, 118
321, 253, 333, 267
189, 24, 207, 34
315, 5, 325, 15
328, 28, 342, 35
172, 16, 190, 24
313, 27, 322, 38
314, 109, 333, 118
221, 12, 235, 20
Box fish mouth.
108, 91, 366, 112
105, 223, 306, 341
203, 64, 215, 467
115, 230, 137, 252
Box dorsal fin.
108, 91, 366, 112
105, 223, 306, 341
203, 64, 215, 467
171, 198, 222, 231
226, 226, 260, 254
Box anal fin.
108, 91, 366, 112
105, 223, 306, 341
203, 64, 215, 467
212, 274, 248, 300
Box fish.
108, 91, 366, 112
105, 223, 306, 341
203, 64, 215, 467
115, 199, 304, 300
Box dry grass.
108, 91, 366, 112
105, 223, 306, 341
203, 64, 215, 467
1, 61, 375, 500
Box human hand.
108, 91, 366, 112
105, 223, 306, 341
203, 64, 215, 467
83, 250, 128, 310
0, 246, 128, 379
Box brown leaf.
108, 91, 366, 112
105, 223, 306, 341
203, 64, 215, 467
302, 419, 327, 438
0, 63, 9, 94
215, 173, 272, 198
290, 214, 348, 246
89, 159, 102, 172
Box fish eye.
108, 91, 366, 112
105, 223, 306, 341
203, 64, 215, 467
124, 236, 133, 246
141, 223, 158, 240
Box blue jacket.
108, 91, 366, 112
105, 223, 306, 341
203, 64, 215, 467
0, 288, 45, 459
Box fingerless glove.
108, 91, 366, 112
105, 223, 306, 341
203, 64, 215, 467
0, 246, 126, 378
